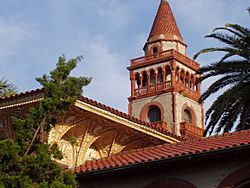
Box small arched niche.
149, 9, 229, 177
182, 109, 193, 123
148, 105, 161, 123
153, 47, 158, 54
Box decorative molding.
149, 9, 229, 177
75, 100, 179, 143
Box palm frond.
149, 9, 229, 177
237, 102, 250, 131
199, 74, 242, 102
212, 25, 245, 38
224, 24, 250, 36
195, 15, 249, 136
0, 78, 17, 97
204, 81, 249, 136
216, 100, 242, 133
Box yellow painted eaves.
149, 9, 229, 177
75, 100, 180, 143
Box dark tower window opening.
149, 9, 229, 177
150, 70, 156, 85
153, 47, 158, 54
135, 73, 140, 88
148, 105, 161, 123
183, 109, 192, 123
157, 68, 163, 83
180, 70, 185, 84
142, 72, 148, 87
190, 75, 194, 90
165, 66, 171, 81
185, 73, 190, 88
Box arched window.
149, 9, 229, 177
183, 109, 192, 123
142, 72, 148, 87
190, 75, 195, 90
157, 68, 163, 83
153, 47, 158, 54
150, 70, 156, 85
185, 72, 190, 88
180, 70, 185, 84
135, 73, 140, 88
148, 105, 161, 123
165, 66, 171, 81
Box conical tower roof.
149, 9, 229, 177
148, 0, 183, 42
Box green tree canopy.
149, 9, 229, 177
0, 55, 91, 187
194, 9, 250, 136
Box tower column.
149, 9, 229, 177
147, 70, 150, 92
155, 70, 158, 90
171, 69, 175, 88
130, 72, 135, 97
140, 73, 143, 89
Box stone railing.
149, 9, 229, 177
180, 122, 204, 140
151, 121, 168, 132
134, 81, 171, 97
130, 49, 200, 70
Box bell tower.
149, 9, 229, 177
128, 0, 204, 139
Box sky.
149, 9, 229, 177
0, 0, 249, 113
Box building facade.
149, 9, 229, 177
0, 0, 250, 187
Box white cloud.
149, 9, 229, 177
72, 35, 130, 112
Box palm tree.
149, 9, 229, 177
194, 9, 250, 136
0, 78, 17, 97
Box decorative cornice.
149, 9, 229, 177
0, 96, 43, 110
75, 100, 180, 143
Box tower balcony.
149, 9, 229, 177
128, 49, 200, 70
134, 81, 172, 97
151, 121, 169, 132
180, 122, 204, 140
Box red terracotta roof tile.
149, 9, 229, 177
148, 0, 183, 42
75, 130, 250, 174
0, 88, 43, 102
122, 154, 136, 164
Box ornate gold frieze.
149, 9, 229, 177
75, 100, 180, 143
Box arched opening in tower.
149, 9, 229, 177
148, 105, 161, 123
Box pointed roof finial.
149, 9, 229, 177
148, 0, 183, 42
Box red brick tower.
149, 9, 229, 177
128, 0, 204, 139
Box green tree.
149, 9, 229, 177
0, 78, 17, 97
0, 55, 91, 187
194, 9, 250, 136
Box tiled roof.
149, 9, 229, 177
75, 130, 250, 174
0, 88, 43, 102
0, 88, 182, 141
77, 96, 181, 141
148, 0, 183, 41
